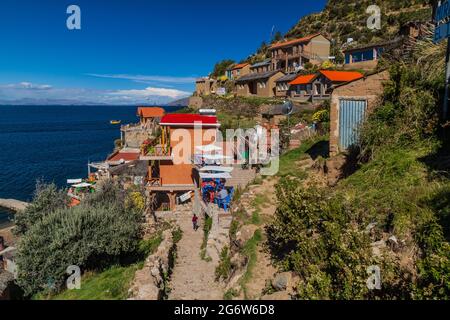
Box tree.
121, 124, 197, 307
14, 181, 70, 236
211, 59, 235, 78
272, 31, 283, 43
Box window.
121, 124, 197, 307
278, 83, 288, 91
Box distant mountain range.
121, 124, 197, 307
0, 98, 108, 106
0, 96, 191, 107
165, 97, 190, 107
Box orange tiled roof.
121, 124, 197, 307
319, 70, 364, 82
137, 107, 165, 118
232, 63, 249, 70
289, 74, 317, 85
271, 33, 322, 49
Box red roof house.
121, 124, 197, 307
108, 151, 140, 163
288, 70, 365, 101
137, 107, 165, 118
160, 114, 220, 127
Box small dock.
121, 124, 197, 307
0, 199, 29, 212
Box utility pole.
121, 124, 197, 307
435, 0, 450, 122
445, 38, 450, 121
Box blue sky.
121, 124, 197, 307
0, 0, 326, 105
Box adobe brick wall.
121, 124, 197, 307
236, 83, 249, 97
160, 163, 194, 185
307, 34, 331, 62
329, 70, 390, 156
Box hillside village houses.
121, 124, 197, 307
194, 33, 358, 99
194, 22, 431, 101
226, 63, 250, 80
270, 33, 331, 73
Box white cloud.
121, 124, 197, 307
86, 73, 197, 84
0, 81, 191, 105
1, 82, 53, 90
110, 86, 191, 99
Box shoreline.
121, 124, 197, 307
0, 199, 29, 212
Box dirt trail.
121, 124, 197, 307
168, 207, 223, 300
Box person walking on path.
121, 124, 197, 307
192, 214, 199, 231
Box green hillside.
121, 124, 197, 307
215, 0, 433, 72
286, 0, 431, 44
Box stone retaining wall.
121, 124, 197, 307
128, 229, 175, 300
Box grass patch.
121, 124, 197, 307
172, 227, 183, 244
223, 288, 239, 300
37, 264, 140, 300
200, 216, 213, 262
240, 229, 263, 299
251, 193, 269, 209
229, 220, 240, 240
251, 210, 262, 225
137, 232, 163, 257
215, 246, 232, 281
277, 135, 329, 178
217, 112, 257, 131
338, 144, 437, 237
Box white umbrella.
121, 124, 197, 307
71, 182, 93, 188
198, 166, 234, 173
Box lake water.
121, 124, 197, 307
0, 105, 183, 226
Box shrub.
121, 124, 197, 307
15, 182, 144, 296
215, 246, 232, 281
267, 180, 376, 299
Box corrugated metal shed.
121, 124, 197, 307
339, 99, 367, 150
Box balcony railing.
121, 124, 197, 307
141, 144, 171, 157
273, 50, 322, 62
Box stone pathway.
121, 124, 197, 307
168, 206, 223, 300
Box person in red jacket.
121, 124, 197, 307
192, 214, 199, 231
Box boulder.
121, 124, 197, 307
272, 272, 292, 291
326, 156, 346, 186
